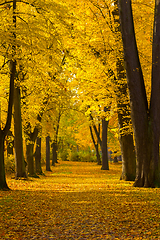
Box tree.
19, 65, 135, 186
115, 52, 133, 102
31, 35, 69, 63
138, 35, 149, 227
118, 0, 160, 187
64, 0, 136, 175
25, 123, 39, 177
101, 107, 109, 170
0, 0, 16, 190
0, 61, 16, 190
46, 136, 51, 171
112, 0, 136, 180
89, 125, 101, 165
14, 84, 27, 179
35, 136, 43, 175
51, 113, 61, 166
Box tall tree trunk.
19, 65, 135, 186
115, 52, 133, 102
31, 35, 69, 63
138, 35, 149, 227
26, 143, 35, 177
51, 141, 57, 166
14, 86, 27, 178
120, 133, 136, 180
25, 125, 39, 177
118, 0, 160, 187
46, 136, 51, 171
112, 0, 136, 181
89, 125, 101, 165
0, 0, 17, 190
117, 92, 136, 180
95, 143, 101, 165
150, 1, 160, 187
101, 116, 109, 170
118, 102, 136, 181
51, 113, 61, 166
7, 130, 14, 156
0, 58, 16, 190
90, 115, 102, 149
0, 133, 9, 190
90, 112, 109, 169
35, 137, 43, 175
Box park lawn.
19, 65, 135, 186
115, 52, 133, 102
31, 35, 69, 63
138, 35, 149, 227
0, 161, 160, 239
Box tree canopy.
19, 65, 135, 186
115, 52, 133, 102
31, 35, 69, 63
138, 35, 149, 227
0, 0, 158, 189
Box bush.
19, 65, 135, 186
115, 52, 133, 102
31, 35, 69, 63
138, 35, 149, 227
59, 150, 98, 163
69, 150, 97, 162
70, 151, 81, 162
78, 151, 97, 162
59, 151, 69, 161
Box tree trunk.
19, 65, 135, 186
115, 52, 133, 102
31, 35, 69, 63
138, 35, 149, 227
35, 137, 43, 175
118, 0, 160, 187
7, 130, 14, 156
118, 101, 136, 180
14, 86, 27, 178
0, 59, 16, 190
51, 141, 57, 166
90, 114, 102, 148
46, 136, 51, 171
149, 1, 160, 187
0, 133, 9, 190
25, 125, 39, 178
101, 117, 109, 170
112, 0, 136, 181
26, 143, 37, 177
0, 0, 17, 190
89, 125, 101, 165
52, 113, 61, 165
120, 134, 136, 180
95, 143, 101, 165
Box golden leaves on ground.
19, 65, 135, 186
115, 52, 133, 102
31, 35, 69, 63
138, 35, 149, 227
0, 161, 160, 239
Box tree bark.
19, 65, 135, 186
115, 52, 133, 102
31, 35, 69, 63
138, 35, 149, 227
0, 60, 16, 190
150, 1, 160, 187
89, 125, 101, 165
25, 124, 39, 177
26, 143, 35, 177
0, 133, 9, 190
90, 114, 102, 148
112, 0, 136, 181
118, 0, 160, 187
90, 112, 109, 169
101, 114, 109, 170
120, 133, 136, 181
7, 130, 14, 156
35, 137, 43, 175
51, 141, 57, 166
0, 0, 17, 189
46, 136, 51, 171
51, 113, 61, 165
14, 86, 27, 178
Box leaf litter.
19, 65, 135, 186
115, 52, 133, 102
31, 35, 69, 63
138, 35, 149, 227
0, 161, 160, 239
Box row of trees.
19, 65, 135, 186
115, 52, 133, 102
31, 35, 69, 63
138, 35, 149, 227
0, 0, 159, 189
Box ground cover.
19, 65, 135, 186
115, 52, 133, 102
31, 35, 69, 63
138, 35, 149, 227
0, 161, 160, 239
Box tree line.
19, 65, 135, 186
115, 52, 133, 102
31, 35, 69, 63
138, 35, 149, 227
0, 0, 158, 189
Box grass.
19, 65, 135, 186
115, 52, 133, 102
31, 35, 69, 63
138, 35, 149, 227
0, 161, 160, 239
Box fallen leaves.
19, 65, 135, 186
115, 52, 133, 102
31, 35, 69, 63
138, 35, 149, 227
0, 161, 160, 239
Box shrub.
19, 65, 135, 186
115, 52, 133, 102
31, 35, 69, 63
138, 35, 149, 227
59, 151, 69, 161
78, 151, 97, 162
70, 151, 81, 162
68, 150, 97, 162
59, 150, 98, 163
